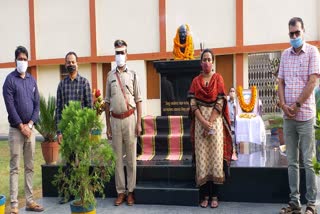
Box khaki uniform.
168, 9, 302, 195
105, 67, 142, 193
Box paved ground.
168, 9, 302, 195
15, 197, 320, 214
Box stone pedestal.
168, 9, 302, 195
154, 60, 201, 116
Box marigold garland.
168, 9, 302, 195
173, 24, 194, 60
239, 113, 256, 119
237, 86, 257, 112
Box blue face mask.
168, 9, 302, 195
290, 37, 303, 49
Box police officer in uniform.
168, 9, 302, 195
105, 39, 142, 206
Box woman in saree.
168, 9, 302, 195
188, 49, 233, 208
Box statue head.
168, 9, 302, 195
179, 25, 187, 44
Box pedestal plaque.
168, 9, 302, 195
154, 60, 201, 116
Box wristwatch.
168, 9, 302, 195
28, 123, 33, 129
295, 102, 301, 108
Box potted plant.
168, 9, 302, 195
35, 95, 60, 165
313, 111, 320, 174
265, 114, 284, 145
0, 195, 6, 213
314, 88, 320, 162
53, 101, 115, 214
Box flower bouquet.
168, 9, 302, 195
91, 89, 105, 142
93, 89, 105, 116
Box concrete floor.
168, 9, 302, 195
16, 197, 320, 214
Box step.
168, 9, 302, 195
135, 181, 199, 206
137, 159, 195, 181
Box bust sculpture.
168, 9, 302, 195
173, 24, 194, 60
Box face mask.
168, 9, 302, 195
66, 65, 76, 73
290, 37, 303, 49
115, 54, 126, 67
16, 60, 28, 74
201, 62, 212, 74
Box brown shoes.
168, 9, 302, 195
114, 193, 126, 206
127, 192, 135, 206
114, 192, 135, 206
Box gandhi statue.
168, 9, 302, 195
173, 24, 194, 60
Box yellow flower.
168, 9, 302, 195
237, 86, 257, 113
173, 24, 194, 60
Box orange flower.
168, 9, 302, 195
237, 86, 257, 113
173, 24, 194, 60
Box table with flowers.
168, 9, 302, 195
235, 86, 266, 145
235, 114, 266, 145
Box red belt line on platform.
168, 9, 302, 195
166, 116, 183, 160
137, 116, 156, 161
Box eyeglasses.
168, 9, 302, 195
289, 30, 301, 38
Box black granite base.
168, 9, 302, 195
135, 181, 199, 206
41, 165, 117, 198
42, 136, 307, 205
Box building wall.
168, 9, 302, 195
244, 0, 319, 45
0, 0, 30, 62
96, 0, 160, 55
35, 0, 91, 59
37, 65, 60, 98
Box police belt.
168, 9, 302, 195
111, 108, 135, 119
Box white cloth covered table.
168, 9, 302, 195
235, 115, 266, 145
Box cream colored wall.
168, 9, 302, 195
96, 0, 159, 55
78, 64, 92, 84
35, 0, 91, 59
0, 0, 30, 63
146, 99, 161, 116
166, 0, 236, 52
244, 0, 319, 45
37, 65, 60, 98
0, 68, 14, 134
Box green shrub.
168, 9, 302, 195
53, 101, 115, 208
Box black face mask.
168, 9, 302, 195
66, 65, 76, 73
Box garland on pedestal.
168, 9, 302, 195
237, 86, 257, 112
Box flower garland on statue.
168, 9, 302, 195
173, 24, 194, 60
237, 86, 257, 112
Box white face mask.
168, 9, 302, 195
115, 54, 126, 67
16, 60, 28, 74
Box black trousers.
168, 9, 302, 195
200, 181, 219, 198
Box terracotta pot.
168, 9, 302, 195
41, 142, 60, 165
